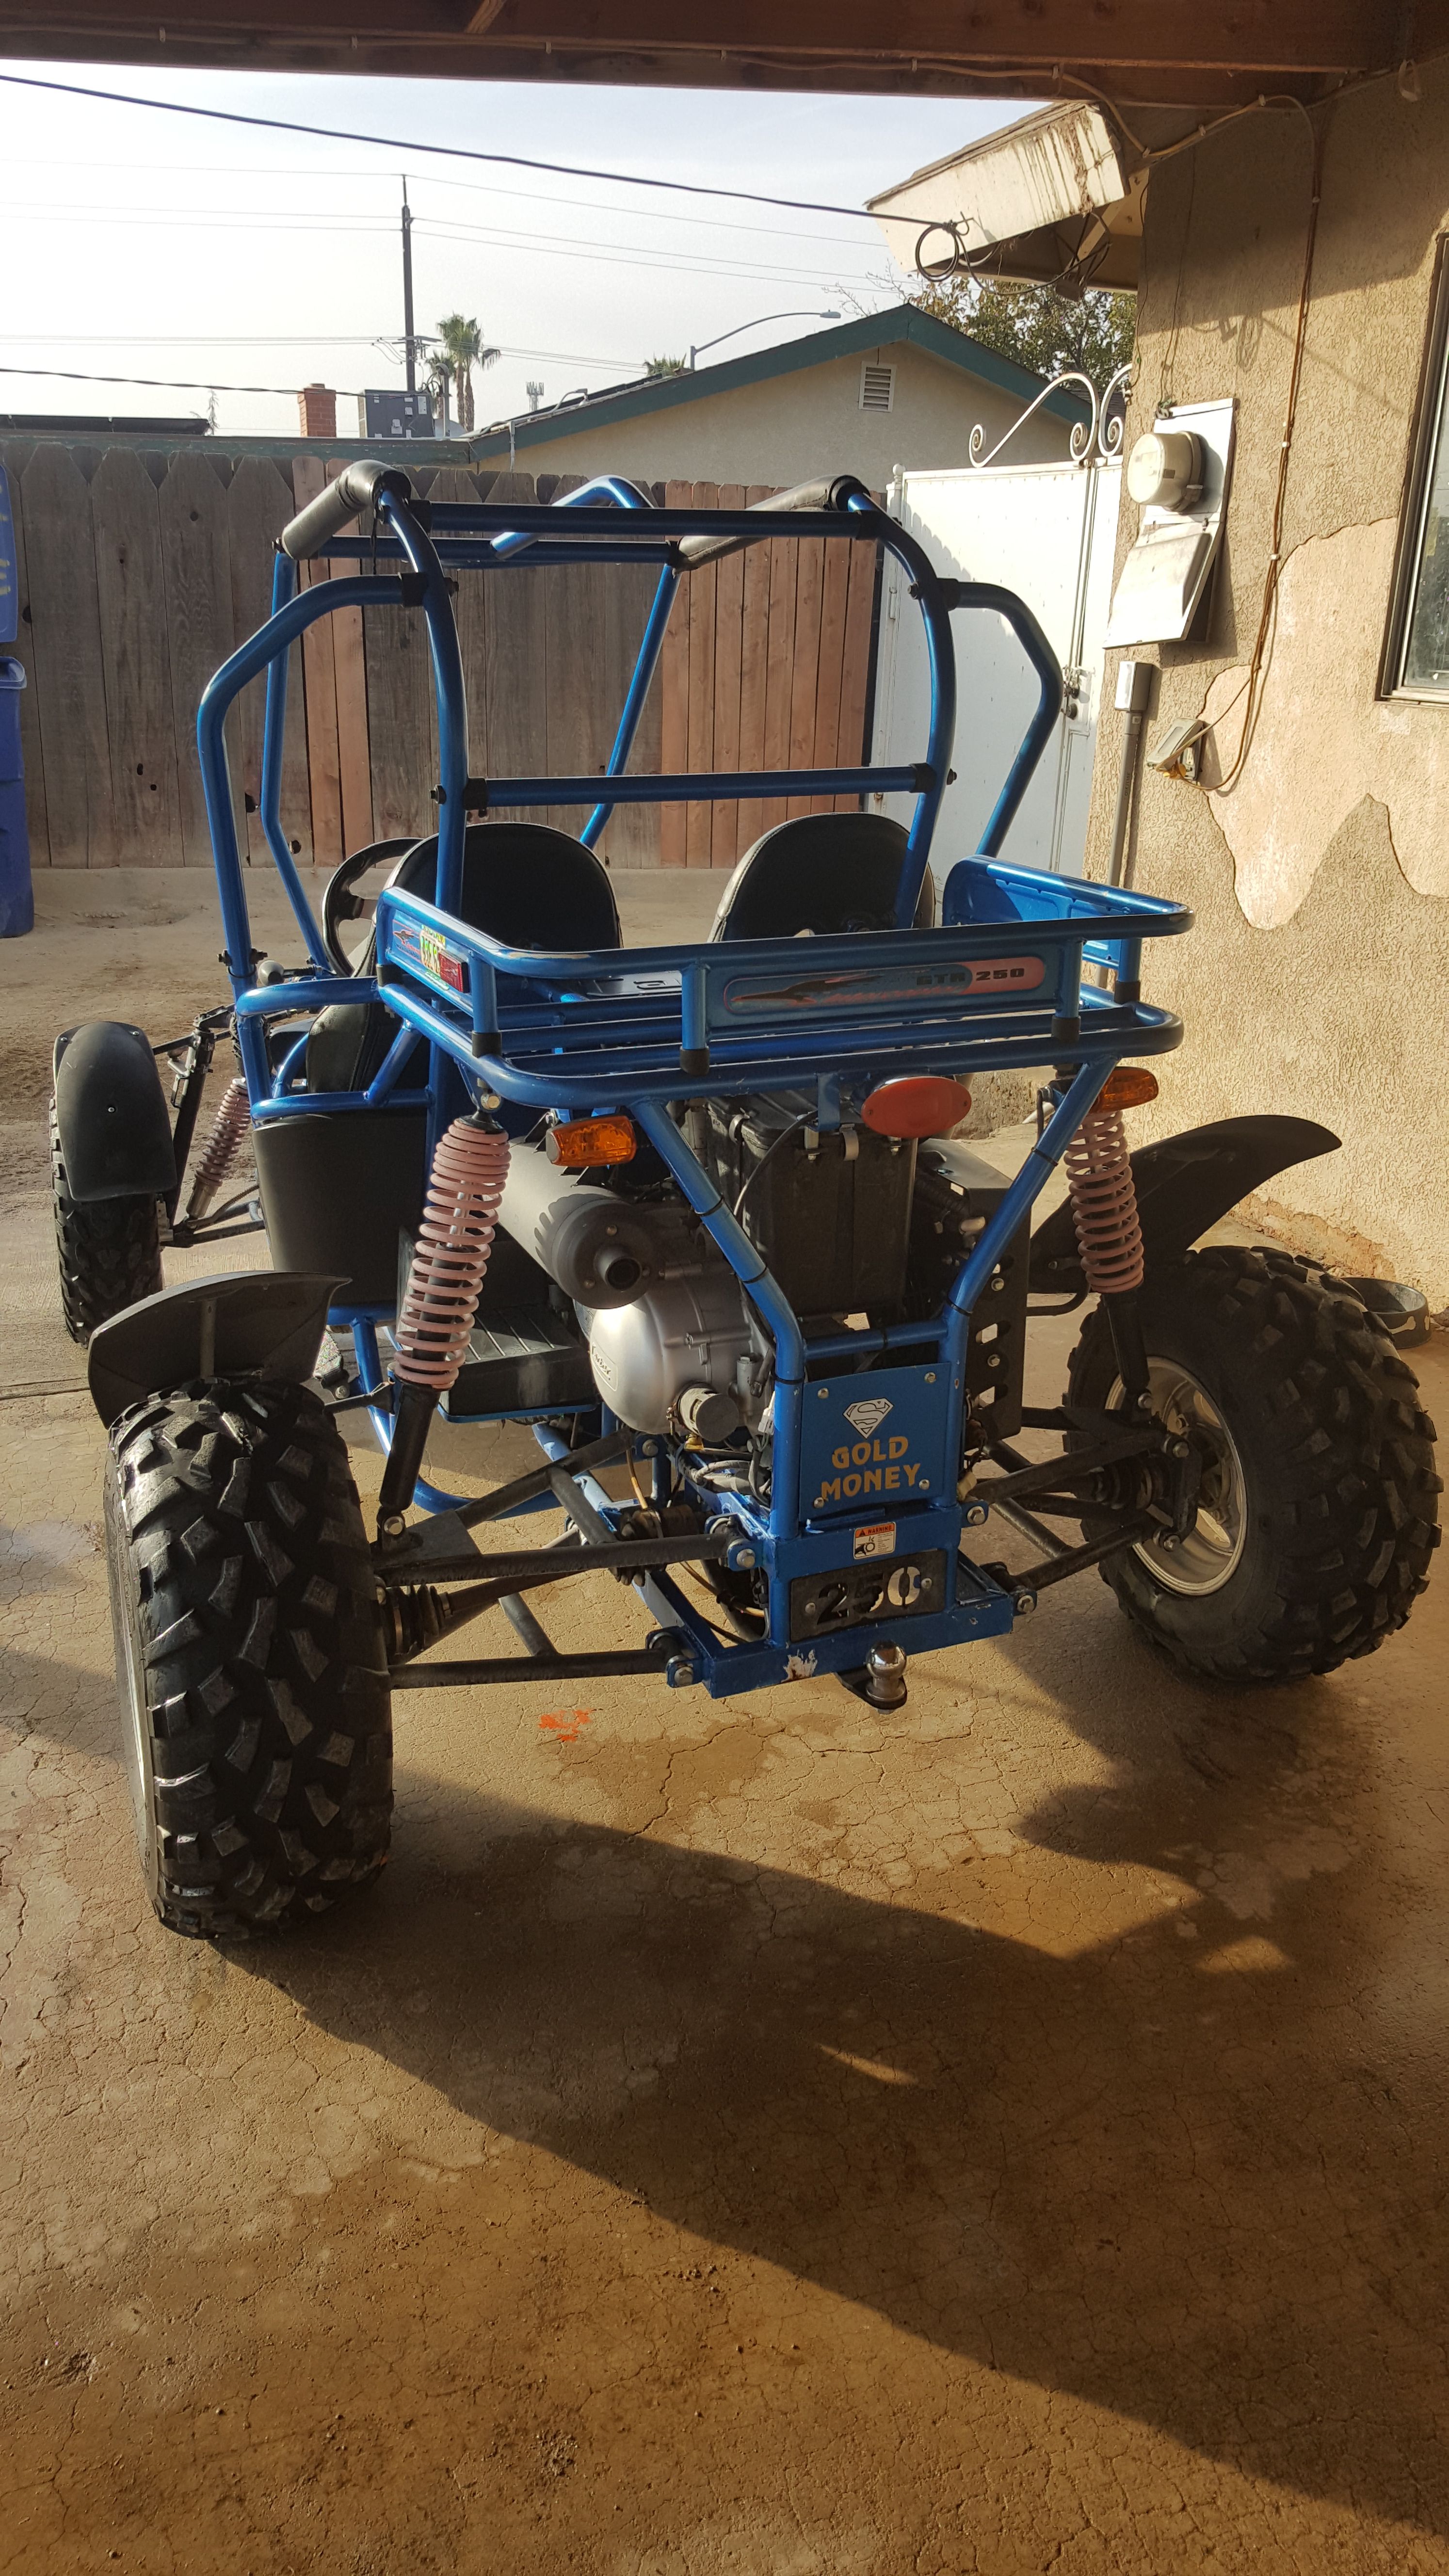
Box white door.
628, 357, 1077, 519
873, 458, 1120, 877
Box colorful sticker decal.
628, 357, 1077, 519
390, 914, 469, 995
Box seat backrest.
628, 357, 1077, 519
394, 820, 621, 952
306, 821, 620, 1095
711, 813, 934, 942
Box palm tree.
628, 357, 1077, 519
436, 312, 499, 434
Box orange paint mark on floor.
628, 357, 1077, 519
538, 1708, 594, 1745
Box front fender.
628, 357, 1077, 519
53, 1021, 176, 1204
1029, 1114, 1340, 1293
87, 1271, 342, 1428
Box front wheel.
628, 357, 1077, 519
1067, 1246, 1440, 1684
104, 1377, 393, 1938
51, 1101, 162, 1345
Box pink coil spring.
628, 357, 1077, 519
1064, 1105, 1145, 1295
184, 1074, 251, 1221
393, 1118, 511, 1390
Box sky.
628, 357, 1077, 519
0, 60, 1032, 438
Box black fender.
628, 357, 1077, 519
53, 1021, 176, 1204
88, 1271, 342, 1429
1029, 1115, 1340, 1293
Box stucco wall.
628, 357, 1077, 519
1084, 60, 1449, 1303
475, 343, 1073, 490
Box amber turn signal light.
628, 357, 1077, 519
1096, 1067, 1159, 1112
860, 1075, 972, 1140
545, 1114, 638, 1167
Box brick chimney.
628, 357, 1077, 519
297, 382, 337, 438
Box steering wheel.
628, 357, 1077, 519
322, 837, 422, 975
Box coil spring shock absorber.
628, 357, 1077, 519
183, 1074, 250, 1224
378, 1112, 511, 1531
1063, 1067, 1157, 1402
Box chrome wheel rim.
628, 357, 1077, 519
1109, 1357, 1248, 1597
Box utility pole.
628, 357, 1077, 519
401, 175, 417, 394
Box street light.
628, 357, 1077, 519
688, 308, 841, 370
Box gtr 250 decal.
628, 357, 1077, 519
719, 956, 1046, 1018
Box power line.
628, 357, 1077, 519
0, 69, 916, 224
0, 361, 367, 399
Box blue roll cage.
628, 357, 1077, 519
196, 472, 1193, 1694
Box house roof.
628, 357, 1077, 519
469, 303, 1090, 461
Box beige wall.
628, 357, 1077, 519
1084, 62, 1449, 1304
477, 343, 1074, 491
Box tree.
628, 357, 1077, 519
645, 354, 687, 378
905, 276, 1134, 394
435, 312, 500, 434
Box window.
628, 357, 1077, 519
859, 361, 895, 413
1384, 237, 1449, 695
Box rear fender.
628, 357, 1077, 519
53, 1021, 176, 1204
88, 1271, 342, 1429
1029, 1114, 1340, 1293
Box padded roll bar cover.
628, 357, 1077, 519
676, 472, 873, 568
87, 1271, 342, 1428
279, 459, 414, 561
1028, 1114, 1341, 1292
53, 1020, 177, 1204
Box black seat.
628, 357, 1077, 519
710, 813, 934, 942
306, 821, 620, 1093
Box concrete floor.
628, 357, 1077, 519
3, 871, 1449, 2574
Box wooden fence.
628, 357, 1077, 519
0, 443, 880, 874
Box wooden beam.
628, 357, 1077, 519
0, 0, 1414, 113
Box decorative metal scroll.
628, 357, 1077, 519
968, 360, 1136, 471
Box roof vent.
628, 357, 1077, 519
859, 361, 895, 413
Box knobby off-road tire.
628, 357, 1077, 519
104, 1376, 392, 1939
1067, 1245, 1440, 1684
51, 1099, 163, 1346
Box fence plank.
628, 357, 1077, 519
759, 531, 799, 837
2, 452, 49, 866
809, 534, 852, 818
543, 475, 610, 840
658, 479, 692, 866
479, 472, 547, 827
290, 455, 345, 869
19, 447, 115, 867
159, 451, 238, 866
226, 457, 313, 865
324, 451, 374, 857
708, 483, 746, 867
786, 536, 824, 822
597, 550, 661, 868
684, 482, 720, 867
91, 450, 181, 865
732, 485, 773, 863
835, 530, 879, 812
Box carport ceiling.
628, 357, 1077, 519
0, 1, 1444, 113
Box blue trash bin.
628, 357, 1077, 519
0, 656, 32, 939
0, 463, 31, 938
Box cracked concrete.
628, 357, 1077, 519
3, 874, 1449, 2571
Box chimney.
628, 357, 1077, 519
297, 382, 337, 439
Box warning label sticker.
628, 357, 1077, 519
853, 1521, 898, 1561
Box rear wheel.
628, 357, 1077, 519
51, 1100, 162, 1345
103, 1376, 392, 1938
1066, 1246, 1440, 1683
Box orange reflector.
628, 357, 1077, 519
1096, 1067, 1159, 1112
860, 1075, 972, 1140
545, 1114, 638, 1168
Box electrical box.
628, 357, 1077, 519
1106, 397, 1236, 648
359, 389, 435, 442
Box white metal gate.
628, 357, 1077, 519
873, 456, 1120, 877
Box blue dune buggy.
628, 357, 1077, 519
51, 465, 1439, 1939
